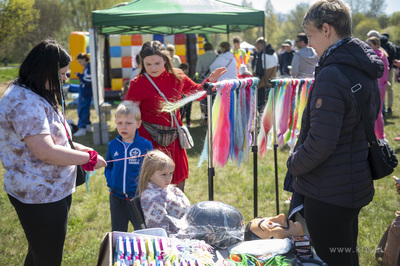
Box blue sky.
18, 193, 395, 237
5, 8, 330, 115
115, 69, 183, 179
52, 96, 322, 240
225, 0, 400, 15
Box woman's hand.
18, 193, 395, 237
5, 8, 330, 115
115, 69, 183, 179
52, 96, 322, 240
95, 154, 107, 169
73, 142, 93, 152
208, 67, 227, 83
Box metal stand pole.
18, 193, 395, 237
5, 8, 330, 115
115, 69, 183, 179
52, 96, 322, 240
252, 80, 258, 218
203, 82, 215, 201
272, 82, 279, 215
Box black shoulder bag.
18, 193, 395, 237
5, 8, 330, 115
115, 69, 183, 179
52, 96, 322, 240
333, 64, 398, 180
68, 139, 87, 186
64, 124, 86, 187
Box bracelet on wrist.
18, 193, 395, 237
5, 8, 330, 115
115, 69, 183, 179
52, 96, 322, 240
82, 150, 98, 171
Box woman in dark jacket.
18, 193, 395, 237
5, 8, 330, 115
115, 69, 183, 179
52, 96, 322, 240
286, 0, 383, 265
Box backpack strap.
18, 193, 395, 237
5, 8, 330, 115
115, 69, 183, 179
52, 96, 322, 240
331, 64, 377, 144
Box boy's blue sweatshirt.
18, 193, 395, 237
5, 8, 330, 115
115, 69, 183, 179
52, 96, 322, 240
77, 62, 92, 97
105, 131, 153, 199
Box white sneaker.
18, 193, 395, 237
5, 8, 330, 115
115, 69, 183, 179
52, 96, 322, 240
86, 125, 92, 132
73, 128, 86, 137
379, 138, 388, 144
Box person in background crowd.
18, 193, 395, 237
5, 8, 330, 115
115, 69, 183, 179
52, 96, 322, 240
0, 39, 106, 265
130, 54, 142, 81
381, 33, 398, 115
252, 37, 278, 113
126, 41, 226, 192
367, 30, 398, 116
232, 36, 246, 74
291, 33, 319, 78
196, 43, 217, 82
366, 36, 389, 144
393, 59, 400, 141
279, 39, 295, 77
166, 44, 182, 68
178, 63, 193, 127
196, 42, 218, 121
287, 1, 383, 265
209, 41, 237, 81
74, 53, 93, 137
395, 177, 400, 195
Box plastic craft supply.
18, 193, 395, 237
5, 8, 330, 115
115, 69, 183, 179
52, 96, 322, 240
115, 236, 125, 265
139, 237, 147, 262
132, 237, 139, 261
228, 238, 292, 257
125, 237, 132, 265
113, 234, 214, 266
146, 238, 156, 265
153, 238, 162, 261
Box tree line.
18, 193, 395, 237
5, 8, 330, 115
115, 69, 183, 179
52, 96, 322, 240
1, 0, 399, 63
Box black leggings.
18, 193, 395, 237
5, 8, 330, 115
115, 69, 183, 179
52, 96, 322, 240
8, 194, 72, 266
303, 196, 361, 266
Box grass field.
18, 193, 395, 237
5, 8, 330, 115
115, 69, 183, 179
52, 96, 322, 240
0, 79, 400, 265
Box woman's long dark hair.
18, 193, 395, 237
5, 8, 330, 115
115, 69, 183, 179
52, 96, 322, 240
139, 41, 180, 80
15, 39, 71, 111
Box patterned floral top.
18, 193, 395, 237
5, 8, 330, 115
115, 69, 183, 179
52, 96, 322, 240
141, 182, 191, 234
0, 84, 76, 204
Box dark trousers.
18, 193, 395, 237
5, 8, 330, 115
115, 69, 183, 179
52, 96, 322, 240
8, 194, 72, 266
180, 102, 192, 124
77, 88, 92, 129
110, 194, 141, 232
304, 196, 361, 266
257, 87, 267, 114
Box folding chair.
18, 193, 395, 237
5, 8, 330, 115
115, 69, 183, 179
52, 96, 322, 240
129, 196, 147, 229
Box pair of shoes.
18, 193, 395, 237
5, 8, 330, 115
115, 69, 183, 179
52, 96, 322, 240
284, 196, 292, 204
73, 128, 86, 137
379, 138, 388, 144
86, 125, 92, 132
187, 122, 192, 128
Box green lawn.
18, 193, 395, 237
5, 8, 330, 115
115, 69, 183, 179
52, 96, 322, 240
1, 83, 400, 265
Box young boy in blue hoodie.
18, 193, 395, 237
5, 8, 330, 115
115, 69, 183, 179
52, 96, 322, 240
105, 101, 153, 231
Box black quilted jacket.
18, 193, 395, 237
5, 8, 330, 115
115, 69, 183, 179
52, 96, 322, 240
287, 38, 384, 209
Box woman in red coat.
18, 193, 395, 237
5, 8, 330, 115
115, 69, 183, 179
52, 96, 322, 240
126, 41, 225, 191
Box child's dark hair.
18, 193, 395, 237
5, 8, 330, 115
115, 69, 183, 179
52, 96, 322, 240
77, 53, 89, 61
233, 36, 242, 44
178, 63, 189, 72
15, 39, 71, 111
